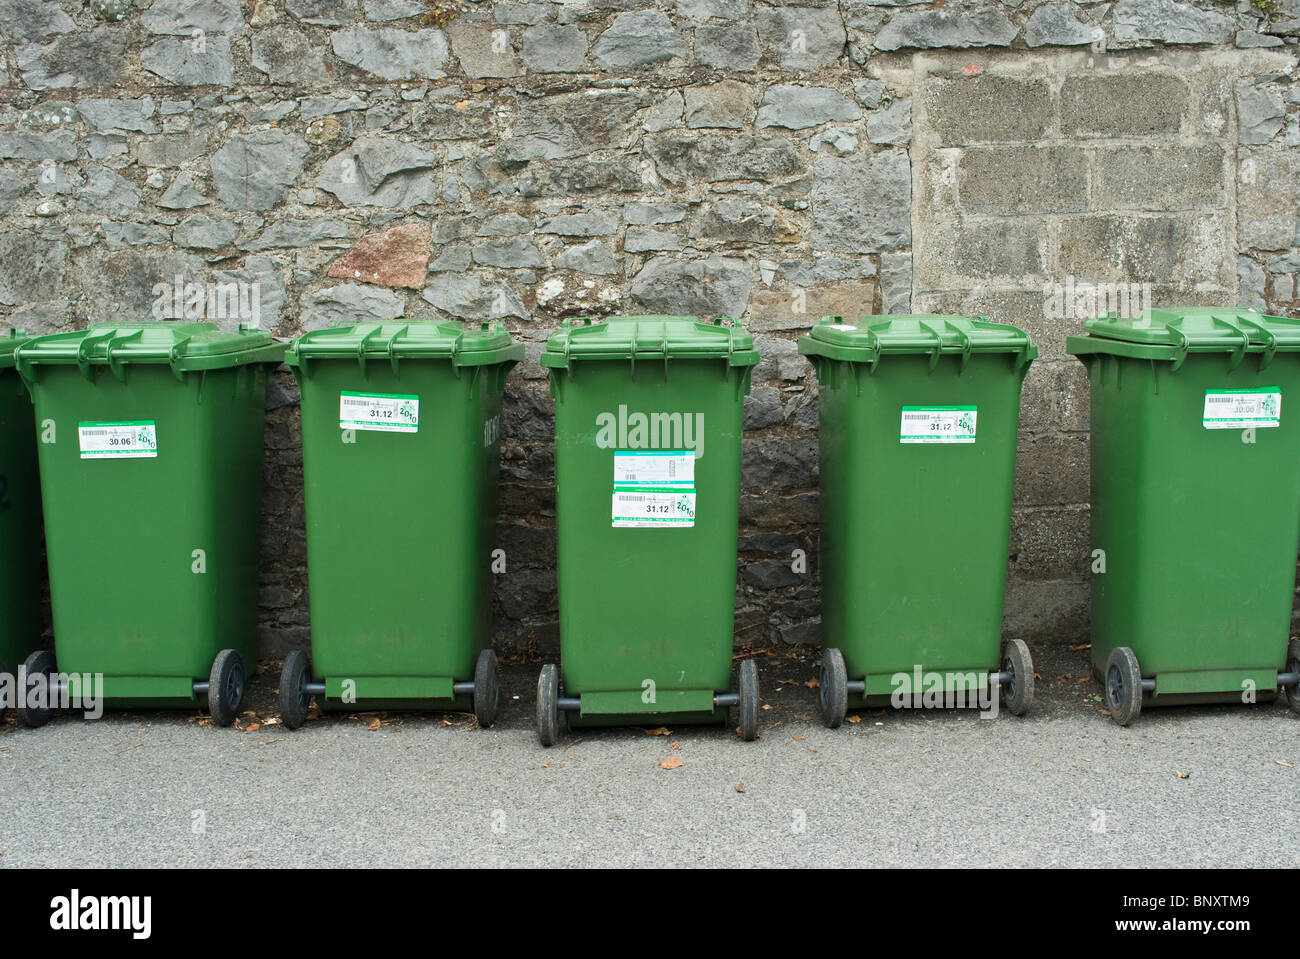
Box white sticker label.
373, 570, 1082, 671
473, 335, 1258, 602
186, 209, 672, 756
78, 421, 158, 459
340, 391, 419, 433
900, 406, 977, 444
1203, 388, 1280, 429
612, 490, 696, 528
613, 450, 694, 486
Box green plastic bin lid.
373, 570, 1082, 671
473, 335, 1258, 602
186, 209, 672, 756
0, 329, 31, 370
1067, 307, 1300, 362
798, 314, 1036, 368
540, 315, 759, 369
286, 320, 523, 368
14, 322, 284, 376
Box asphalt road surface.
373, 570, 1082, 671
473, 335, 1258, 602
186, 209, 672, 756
1, 642, 1295, 868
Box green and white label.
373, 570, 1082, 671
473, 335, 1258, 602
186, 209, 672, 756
1203, 387, 1280, 429
340, 391, 419, 433
78, 421, 158, 459
612, 489, 697, 528
901, 406, 978, 444
612, 449, 696, 527
613, 450, 694, 487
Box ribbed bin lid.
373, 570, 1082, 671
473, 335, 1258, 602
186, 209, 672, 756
0, 329, 31, 370
798, 315, 1036, 368
541, 316, 759, 369
1067, 308, 1300, 369
15, 322, 283, 376
287, 321, 522, 368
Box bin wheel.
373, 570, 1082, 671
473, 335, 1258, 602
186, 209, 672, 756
473, 649, 500, 728
819, 647, 848, 729
279, 649, 313, 731
208, 649, 245, 727
1286, 640, 1300, 714
1000, 638, 1034, 717
18, 649, 57, 729
1105, 646, 1142, 727
537, 663, 562, 748
736, 658, 760, 742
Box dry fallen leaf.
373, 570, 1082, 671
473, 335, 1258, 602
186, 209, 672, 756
643, 726, 671, 736
1277, 760, 1295, 768
244, 723, 261, 733
846, 715, 862, 724
367, 718, 382, 731
659, 758, 683, 770
1071, 644, 1092, 652
792, 735, 806, 741
671, 741, 681, 750
1175, 770, 1190, 779
734, 783, 745, 793
440, 718, 459, 727
804, 678, 820, 689
761, 704, 774, 711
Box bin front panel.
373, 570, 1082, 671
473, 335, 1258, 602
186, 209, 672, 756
815, 352, 1026, 689
0, 364, 42, 674
551, 360, 745, 708
298, 360, 508, 689
1084, 352, 1300, 687
32, 364, 267, 694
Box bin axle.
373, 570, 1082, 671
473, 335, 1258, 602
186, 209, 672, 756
553, 693, 740, 712
1277, 672, 1300, 689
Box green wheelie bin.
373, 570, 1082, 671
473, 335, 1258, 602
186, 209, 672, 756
1067, 307, 1300, 725
799, 315, 1038, 727
13, 322, 283, 726
0, 329, 43, 710
278, 321, 522, 728
537, 316, 761, 745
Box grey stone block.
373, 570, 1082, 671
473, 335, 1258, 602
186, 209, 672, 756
1061, 73, 1187, 138
592, 10, 685, 69
875, 8, 1017, 50
630, 255, 752, 318
924, 74, 1053, 145
694, 23, 760, 71
812, 150, 910, 253
958, 146, 1089, 215
1094, 145, 1225, 213
521, 25, 588, 73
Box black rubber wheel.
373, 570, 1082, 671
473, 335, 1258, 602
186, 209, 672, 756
1105, 646, 1142, 727
18, 649, 56, 729
208, 648, 245, 727
1286, 640, 1300, 714
537, 663, 561, 747
736, 658, 760, 741
473, 649, 500, 728
278, 649, 312, 730
1000, 638, 1034, 717
819, 647, 848, 729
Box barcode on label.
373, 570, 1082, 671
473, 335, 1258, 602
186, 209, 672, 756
1205, 395, 1235, 404
619, 495, 645, 502
79, 429, 108, 436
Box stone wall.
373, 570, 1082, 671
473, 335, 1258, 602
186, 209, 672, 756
0, 0, 1296, 657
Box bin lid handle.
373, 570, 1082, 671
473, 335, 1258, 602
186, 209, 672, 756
918, 318, 944, 372
355, 323, 384, 376
105, 328, 145, 383
1237, 315, 1277, 369
1165, 321, 1190, 372
948, 319, 973, 372
75, 328, 116, 381
384, 324, 408, 376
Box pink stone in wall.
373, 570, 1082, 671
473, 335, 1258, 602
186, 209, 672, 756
326, 222, 431, 289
